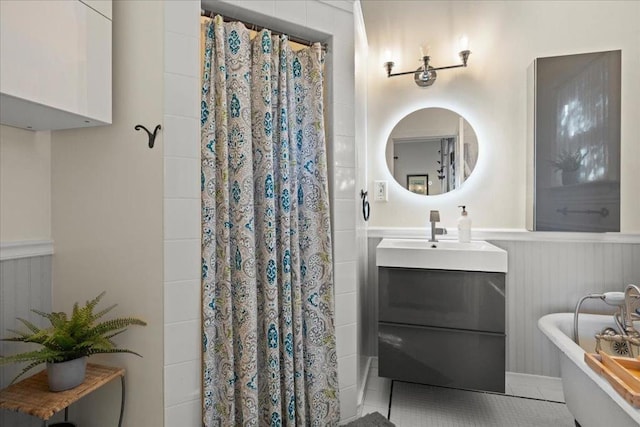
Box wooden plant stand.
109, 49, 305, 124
0, 363, 125, 427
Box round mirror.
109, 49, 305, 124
385, 108, 479, 196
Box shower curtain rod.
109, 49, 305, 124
201, 9, 328, 52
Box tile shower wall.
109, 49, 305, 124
312, 2, 359, 420
0, 255, 52, 427
354, 0, 369, 407
365, 236, 640, 377
163, 1, 202, 425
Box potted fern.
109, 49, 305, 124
0, 292, 146, 391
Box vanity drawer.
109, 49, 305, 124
378, 322, 505, 393
378, 267, 505, 333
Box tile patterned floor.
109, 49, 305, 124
388, 381, 573, 427
361, 361, 566, 420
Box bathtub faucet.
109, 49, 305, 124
623, 284, 640, 338
575, 285, 640, 356
573, 292, 626, 345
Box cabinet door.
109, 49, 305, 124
379, 322, 505, 393
0, 0, 112, 130
530, 50, 621, 232
379, 267, 505, 333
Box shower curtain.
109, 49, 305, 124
201, 16, 339, 426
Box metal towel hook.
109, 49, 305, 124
134, 124, 162, 149
360, 190, 370, 221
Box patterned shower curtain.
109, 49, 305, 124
201, 16, 339, 426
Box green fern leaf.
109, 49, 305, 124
90, 318, 147, 337
9, 360, 46, 384
86, 348, 143, 358
91, 303, 117, 322
16, 318, 42, 334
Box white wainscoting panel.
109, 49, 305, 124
494, 239, 640, 376
0, 255, 53, 427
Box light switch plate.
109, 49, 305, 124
374, 180, 388, 201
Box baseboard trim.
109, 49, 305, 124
505, 371, 562, 384
0, 240, 54, 261
339, 415, 357, 425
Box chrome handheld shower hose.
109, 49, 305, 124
573, 294, 605, 345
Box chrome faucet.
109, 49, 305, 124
429, 210, 447, 242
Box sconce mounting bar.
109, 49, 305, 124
385, 50, 471, 87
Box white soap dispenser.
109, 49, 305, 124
457, 205, 471, 243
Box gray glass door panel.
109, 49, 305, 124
379, 267, 505, 333
379, 322, 505, 393
530, 50, 621, 232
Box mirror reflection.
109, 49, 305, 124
386, 108, 479, 196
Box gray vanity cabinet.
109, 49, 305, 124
378, 267, 506, 393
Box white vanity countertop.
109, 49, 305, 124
376, 238, 508, 273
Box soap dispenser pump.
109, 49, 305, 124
457, 205, 471, 243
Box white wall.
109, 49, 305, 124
0, 125, 51, 242
362, 0, 640, 232
51, 2, 165, 426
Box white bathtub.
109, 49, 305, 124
538, 313, 640, 427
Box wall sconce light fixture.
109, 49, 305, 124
384, 38, 471, 87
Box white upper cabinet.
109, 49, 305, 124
0, 0, 112, 131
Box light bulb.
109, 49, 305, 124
419, 43, 430, 59
459, 35, 470, 51
383, 49, 393, 63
